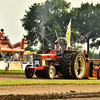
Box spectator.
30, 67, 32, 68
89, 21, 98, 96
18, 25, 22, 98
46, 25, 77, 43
18, 53, 22, 61
0, 29, 7, 40
10, 53, 14, 61
83, 49, 89, 62
14, 52, 19, 61
0, 52, 2, 60
0, 29, 4, 36
5, 52, 11, 61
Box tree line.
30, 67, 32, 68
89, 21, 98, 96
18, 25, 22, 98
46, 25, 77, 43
21, 0, 100, 57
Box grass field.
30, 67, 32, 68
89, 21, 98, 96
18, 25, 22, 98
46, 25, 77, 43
0, 70, 100, 85
0, 70, 25, 74
0, 79, 100, 85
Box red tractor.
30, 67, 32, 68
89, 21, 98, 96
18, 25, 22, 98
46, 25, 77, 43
25, 37, 86, 79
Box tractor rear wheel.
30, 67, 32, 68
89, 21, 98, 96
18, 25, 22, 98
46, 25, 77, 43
71, 53, 86, 79
60, 53, 72, 78
25, 65, 34, 78
35, 70, 46, 78
97, 68, 100, 79
46, 65, 56, 79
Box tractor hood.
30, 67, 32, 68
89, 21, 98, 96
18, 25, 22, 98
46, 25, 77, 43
33, 54, 57, 61
40, 54, 57, 59
33, 54, 58, 68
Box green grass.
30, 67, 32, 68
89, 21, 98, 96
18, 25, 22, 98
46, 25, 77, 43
0, 70, 25, 74
0, 70, 100, 85
0, 79, 100, 85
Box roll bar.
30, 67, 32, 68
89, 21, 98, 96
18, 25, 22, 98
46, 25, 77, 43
55, 37, 68, 50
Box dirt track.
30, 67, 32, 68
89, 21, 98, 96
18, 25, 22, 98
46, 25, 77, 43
0, 74, 100, 100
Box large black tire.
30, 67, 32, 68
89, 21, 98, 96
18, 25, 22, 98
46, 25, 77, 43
46, 66, 56, 79
25, 65, 34, 78
71, 53, 86, 79
60, 53, 73, 78
97, 68, 100, 79
35, 70, 46, 78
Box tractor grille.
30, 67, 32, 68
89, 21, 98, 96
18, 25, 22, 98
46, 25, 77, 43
33, 54, 41, 67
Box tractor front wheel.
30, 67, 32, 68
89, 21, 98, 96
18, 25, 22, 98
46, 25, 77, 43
25, 65, 34, 78
46, 66, 56, 79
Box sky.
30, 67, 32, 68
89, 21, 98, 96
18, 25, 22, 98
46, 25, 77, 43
0, 0, 100, 45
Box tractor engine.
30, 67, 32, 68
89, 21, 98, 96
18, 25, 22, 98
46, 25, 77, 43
33, 54, 41, 68
33, 54, 57, 70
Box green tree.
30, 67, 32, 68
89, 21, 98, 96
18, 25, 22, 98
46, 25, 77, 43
33, 48, 38, 52
25, 44, 34, 52
72, 43, 83, 52
21, 0, 80, 50
71, 3, 100, 54
89, 50, 100, 59
98, 52, 100, 59
22, 0, 100, 53
90, 4, 100, 49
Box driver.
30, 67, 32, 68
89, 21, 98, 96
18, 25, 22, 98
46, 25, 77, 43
54, 42, 62, 56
